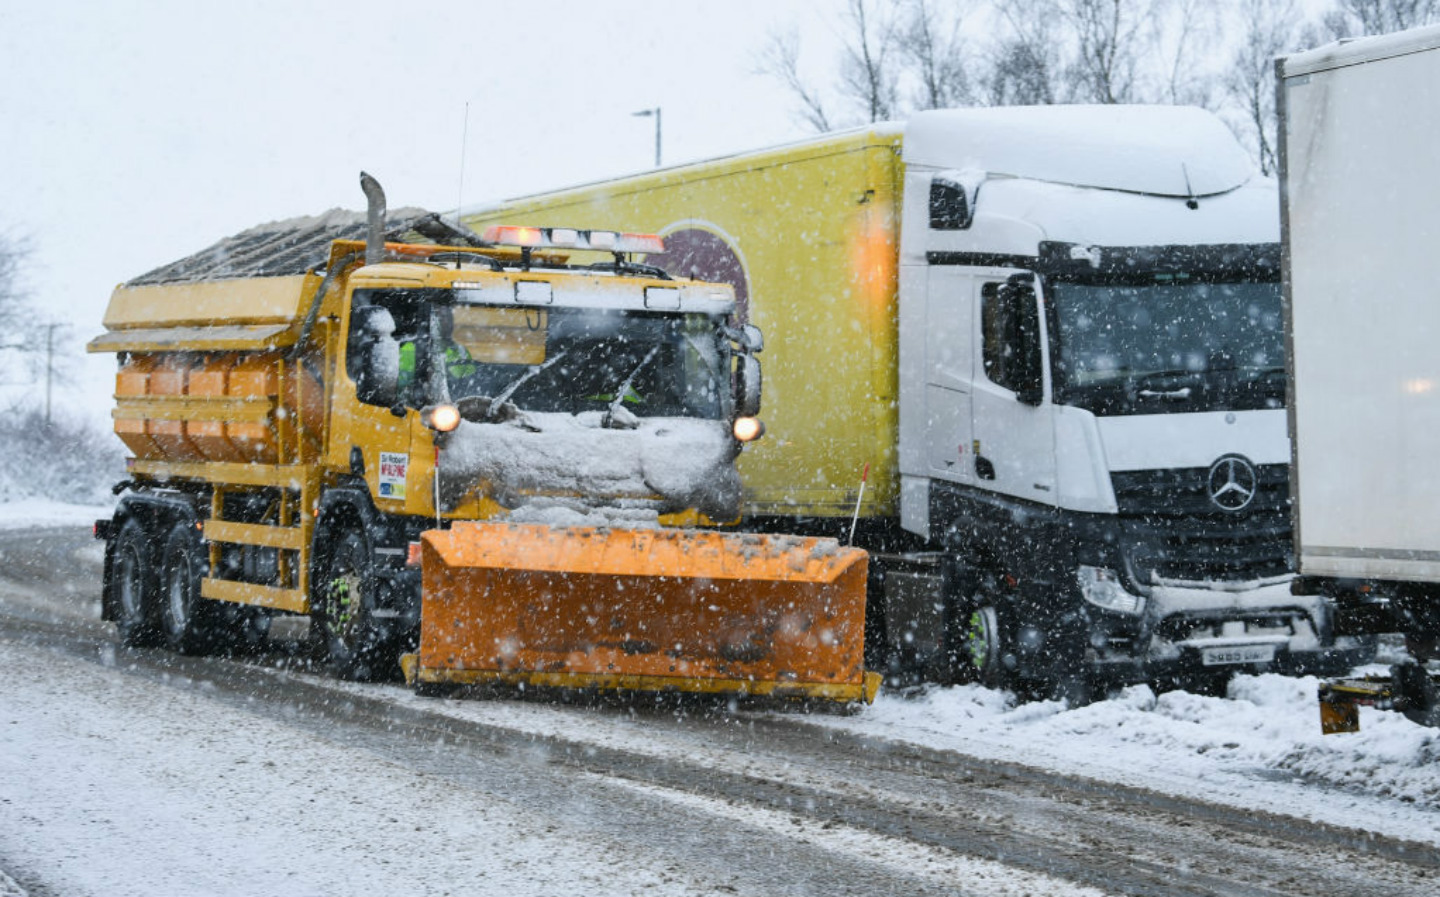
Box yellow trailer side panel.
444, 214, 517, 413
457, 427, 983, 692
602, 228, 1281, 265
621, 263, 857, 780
463, 130, 905, 519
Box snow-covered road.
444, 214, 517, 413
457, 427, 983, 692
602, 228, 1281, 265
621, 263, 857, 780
0, 512, 1435, 896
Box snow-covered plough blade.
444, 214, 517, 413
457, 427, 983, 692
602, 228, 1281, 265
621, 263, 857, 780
408, 522, 879, 703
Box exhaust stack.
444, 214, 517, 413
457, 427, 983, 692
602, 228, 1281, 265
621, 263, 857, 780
360, 171, 386, 265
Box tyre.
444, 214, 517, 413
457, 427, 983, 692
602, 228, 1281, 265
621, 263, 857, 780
112, 520, 160, 647
962, 601, 1011, 689
159, 523, 223, 655
311, 523, 396, 681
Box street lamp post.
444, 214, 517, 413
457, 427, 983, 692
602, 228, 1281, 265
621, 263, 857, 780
632, 107, 661, 168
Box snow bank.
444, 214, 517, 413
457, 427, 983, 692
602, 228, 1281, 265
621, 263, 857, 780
815, 672, 1440, 843
439, 411, 740, 520
0, 500, 111, 530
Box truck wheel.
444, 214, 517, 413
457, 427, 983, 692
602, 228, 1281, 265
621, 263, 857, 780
963, 602, 1011, 688
112, 520, 160, 647
159, 523, 222, 655
312, 524, 394, 681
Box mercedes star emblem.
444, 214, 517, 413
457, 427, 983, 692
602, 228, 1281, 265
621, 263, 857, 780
1207, 454, 1258, 512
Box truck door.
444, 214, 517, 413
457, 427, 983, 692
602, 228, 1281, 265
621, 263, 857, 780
970, 274, 1058, 505
333, 292, 427, 512
924, 266, 975, 485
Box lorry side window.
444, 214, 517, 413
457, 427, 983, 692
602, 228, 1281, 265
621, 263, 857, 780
981, 281, 1039, 394
349, 289, 431, 407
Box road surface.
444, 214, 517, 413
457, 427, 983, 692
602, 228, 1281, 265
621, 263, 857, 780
0, 526, 1435, 896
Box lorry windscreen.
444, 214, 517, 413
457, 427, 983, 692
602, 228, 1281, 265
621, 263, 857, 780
447, 304, 727, 420
1048, 275, 1284, 416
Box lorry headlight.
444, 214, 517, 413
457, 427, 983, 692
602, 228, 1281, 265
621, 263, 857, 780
733, 416, 765, 442
1077, 565, 1145, 615
423, 404, 461, 432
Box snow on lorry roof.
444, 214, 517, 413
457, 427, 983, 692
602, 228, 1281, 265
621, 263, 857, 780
903, 104, 1257, 198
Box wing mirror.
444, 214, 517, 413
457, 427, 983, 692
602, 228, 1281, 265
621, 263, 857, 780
735, 354, 762, 418
999, 277, 1045, 407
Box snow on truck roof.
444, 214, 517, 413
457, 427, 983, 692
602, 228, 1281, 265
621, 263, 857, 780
903, 105, 1256, 198
1280, 22, 1440, 78
127, 206, 437, 285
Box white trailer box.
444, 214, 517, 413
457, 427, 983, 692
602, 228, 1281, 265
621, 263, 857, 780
1281, 24, 1440, 655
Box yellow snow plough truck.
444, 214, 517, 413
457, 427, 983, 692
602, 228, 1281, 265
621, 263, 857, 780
89, 173, 876, 704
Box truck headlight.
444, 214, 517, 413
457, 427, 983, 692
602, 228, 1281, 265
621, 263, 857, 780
1077, 565, 1145, 615
423, 404, 461, 432
733, 416, 765, 442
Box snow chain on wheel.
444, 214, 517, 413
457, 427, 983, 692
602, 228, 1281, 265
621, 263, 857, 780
964, 603, 1007, 689
313, 524, 395, 682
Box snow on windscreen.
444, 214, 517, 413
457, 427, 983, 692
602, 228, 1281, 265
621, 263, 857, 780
439, 411, 741, 522
904, 105, 1255, 197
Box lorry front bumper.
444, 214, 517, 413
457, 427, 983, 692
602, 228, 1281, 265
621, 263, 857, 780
1078, 579, 1375, 684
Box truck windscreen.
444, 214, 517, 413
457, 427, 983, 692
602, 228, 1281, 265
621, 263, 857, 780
1049, 276, 1284, 416
448, 305, 727, 420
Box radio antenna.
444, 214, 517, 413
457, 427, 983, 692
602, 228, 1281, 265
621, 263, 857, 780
456, 101, 470, 219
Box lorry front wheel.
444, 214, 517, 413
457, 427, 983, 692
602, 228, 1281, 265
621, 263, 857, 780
112, 520, 160, 648
312, 524, 394, 682
159, 523, 222, 655
960, 593, 1021, 692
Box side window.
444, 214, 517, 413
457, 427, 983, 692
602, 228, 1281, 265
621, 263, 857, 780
348, 289, 424, 407
981, 281, 1042, 397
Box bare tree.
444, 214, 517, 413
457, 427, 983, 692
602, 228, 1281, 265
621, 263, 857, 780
1324, 0, 1440, 37
757, 28, 835, 132
1061, 0, 1152, 103
900, 0, 976, 110
1222, 0, 1306, 176
0, 233, 25, 316
756, 0, 903, 130
0, 232, 39, 364
984, 0, 1066, 105
1153, 0, 1221, 107
836, 0, 904, 122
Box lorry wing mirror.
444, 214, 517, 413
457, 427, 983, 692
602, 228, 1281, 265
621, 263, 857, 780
1000, 279, 1045, 407
741, 323, 764, 354
725, 323, 764, 354
351, 305, 400, 408
735, 354, 762, 418
929, 169, 983, 231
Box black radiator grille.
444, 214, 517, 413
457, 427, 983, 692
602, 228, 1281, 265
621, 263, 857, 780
1110, 465, 1293, 583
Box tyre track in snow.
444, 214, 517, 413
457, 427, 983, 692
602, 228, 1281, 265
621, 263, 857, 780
2, 526, 1437, 897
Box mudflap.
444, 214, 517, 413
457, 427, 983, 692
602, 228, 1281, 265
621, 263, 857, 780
407, 522, 880, 704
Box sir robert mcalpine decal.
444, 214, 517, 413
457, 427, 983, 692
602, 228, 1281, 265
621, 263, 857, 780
379, 452, 407, 499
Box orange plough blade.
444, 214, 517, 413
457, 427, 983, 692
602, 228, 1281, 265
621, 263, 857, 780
411, 522, 879, 703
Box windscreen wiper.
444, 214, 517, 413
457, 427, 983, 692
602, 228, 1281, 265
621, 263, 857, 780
603, 346, 659, 428
485, 349, 569, 418
1132, 369, 1205, 401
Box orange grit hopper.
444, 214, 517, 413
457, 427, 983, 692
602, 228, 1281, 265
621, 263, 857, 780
412, 524, 879, 702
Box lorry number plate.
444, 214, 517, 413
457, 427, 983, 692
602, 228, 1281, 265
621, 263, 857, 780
1201, 644, 1276, 666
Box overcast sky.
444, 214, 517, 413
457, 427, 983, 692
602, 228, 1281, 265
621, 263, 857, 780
0, 1, 840, 421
